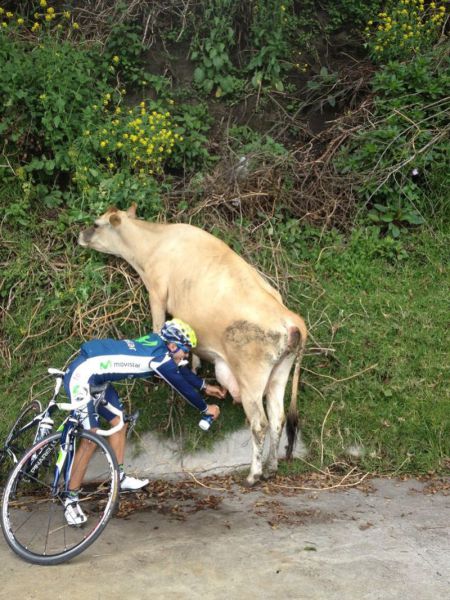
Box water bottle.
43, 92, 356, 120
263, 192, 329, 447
198, 414, 214, 431
36, 416, 54, 441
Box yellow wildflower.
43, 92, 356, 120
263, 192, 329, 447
73, 23, 79, 30
40, 0, 47, 7
112, 56, 120, 64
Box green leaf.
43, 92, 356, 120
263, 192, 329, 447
212, 55, 224, 69
193, 67, 205, 83
251, 72, 263, 88
390, 224, 401, 238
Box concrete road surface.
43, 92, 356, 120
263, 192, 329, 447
0, 476, 449, 600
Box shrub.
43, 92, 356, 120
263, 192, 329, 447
336, 45, 449, 232
365, 0, 446, 62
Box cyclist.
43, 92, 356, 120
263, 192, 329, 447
63, 318, 226, 526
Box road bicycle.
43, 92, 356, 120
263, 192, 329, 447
1, 368, 138, 565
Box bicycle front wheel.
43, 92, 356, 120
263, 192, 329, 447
1, 430, 120, 565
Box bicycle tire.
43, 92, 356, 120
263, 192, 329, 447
1, 430, 120, 565
1, 401, 42, 470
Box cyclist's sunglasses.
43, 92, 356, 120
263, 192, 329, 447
176, 343, 190, 354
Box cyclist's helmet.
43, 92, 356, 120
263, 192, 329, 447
160, 318, 197, 350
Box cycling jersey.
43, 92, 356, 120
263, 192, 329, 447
63, 333, 208, 428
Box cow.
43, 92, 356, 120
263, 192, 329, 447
78, 203, 307, 486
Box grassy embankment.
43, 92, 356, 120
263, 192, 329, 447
1, 219, 448, 478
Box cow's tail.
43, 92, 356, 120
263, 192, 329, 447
285, 320, 307, 460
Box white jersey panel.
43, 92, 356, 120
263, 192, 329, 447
68, 354, 152, 397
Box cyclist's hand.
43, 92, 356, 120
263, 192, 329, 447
205, 384, 227, 399
206, 404, 220, 420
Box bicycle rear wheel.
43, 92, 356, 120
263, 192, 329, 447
1, 430, 120, 565
0, 400, 42, 471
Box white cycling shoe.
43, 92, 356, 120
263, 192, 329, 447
64, 497, 88, 526
120, 474, 149, 491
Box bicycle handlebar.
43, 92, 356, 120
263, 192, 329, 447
56, 388, 124, 436
94, 403, 124, 437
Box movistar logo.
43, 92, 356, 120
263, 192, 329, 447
100, 359, 112, 369
136, 335, 158, 348
113, 361, 140, 369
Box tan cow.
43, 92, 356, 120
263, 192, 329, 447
79, 204, 307, 486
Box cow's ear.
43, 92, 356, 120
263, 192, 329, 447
109, 213, 121, 227
126, 203, 137, 218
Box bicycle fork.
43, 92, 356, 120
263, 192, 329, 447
52, 419, 77, 496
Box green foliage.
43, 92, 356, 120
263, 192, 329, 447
0, 34, 109, 190
336, 45, 450, 233
247, 0, 293, 92
102, 22, 147, 87
169, 103, 215, 170
0, 21, 214, 227
368, 199, 424, 238
228, 125, 289, 157
324, 0, 382, 31
190, 0, 243, 97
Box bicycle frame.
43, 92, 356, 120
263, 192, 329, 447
50, 387, 124, 496
3, 367, 126, 497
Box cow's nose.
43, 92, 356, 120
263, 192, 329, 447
78, 227, 95, 246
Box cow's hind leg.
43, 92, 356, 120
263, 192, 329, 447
264, 354, 295, 478
237, 377, 271, 487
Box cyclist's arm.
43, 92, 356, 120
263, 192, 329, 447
149, 356, 208, 413
177, 365, 206, 391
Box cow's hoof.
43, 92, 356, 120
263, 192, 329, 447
263, 463, 278, 480
243, 475, 261, 488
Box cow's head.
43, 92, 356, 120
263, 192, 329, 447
78, 203, 137, 256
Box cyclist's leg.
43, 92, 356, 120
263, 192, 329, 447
98, 385, 148, 491
63, 357, 99, 492
66, 400, 98, 491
